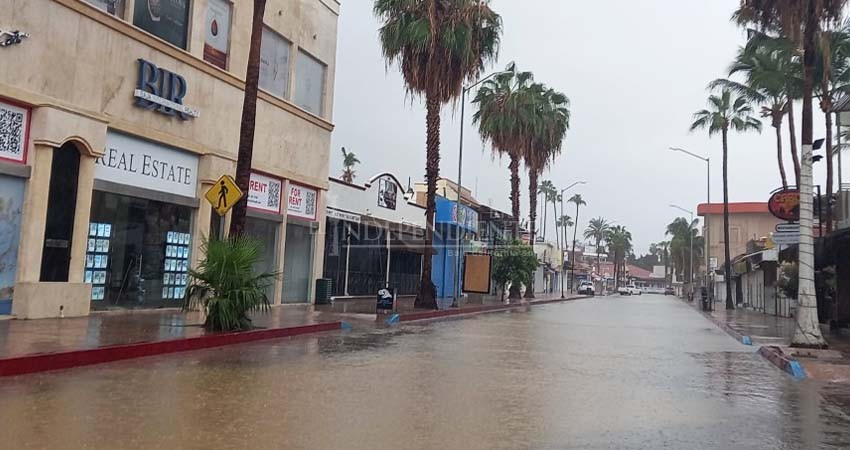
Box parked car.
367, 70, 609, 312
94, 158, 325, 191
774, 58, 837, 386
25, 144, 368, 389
577, 281, 595, 296
664, 287, 675, 296
618, 284, 642, 296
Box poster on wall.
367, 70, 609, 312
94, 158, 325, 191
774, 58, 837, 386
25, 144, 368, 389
0, 177, 25, 304
0, 100, 30, 164
287, 183, 317, 221
248, 172, 283, 214
203, 0, 231, 69
377, 177, 398, 210
133, 0, 190, 49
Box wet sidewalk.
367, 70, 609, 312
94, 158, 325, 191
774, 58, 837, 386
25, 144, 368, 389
0, 292, 581, 376
685, 299, 850, 382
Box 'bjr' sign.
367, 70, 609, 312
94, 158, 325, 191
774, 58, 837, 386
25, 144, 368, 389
134, 59, 200, 120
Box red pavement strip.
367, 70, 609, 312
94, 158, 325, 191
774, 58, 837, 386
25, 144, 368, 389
0, 321, 342, 377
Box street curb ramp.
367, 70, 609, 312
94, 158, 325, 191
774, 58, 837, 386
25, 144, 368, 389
758, 346, 807, 380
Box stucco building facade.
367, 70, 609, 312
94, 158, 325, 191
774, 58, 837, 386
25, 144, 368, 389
0, 0, 339, 317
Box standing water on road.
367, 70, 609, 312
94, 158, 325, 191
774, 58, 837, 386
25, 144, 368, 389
1, 295, 850, 449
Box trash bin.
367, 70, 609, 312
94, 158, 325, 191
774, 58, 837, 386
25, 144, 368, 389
315, 278, 332, 305
700, 287, 710, 311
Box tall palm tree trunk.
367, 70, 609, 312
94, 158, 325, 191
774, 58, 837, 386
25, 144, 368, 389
595, 238, 601, 275
793, 4, 827, 347
508, 154, 522, 300
722, 127, 734, 310
509, 155, 521, 239
552, 200, 560, 253
526, 171, 539, 298
788, 101, 802, 186
416, 95, 440, 310
774, 120, 789, 189
229, 0, 267, 236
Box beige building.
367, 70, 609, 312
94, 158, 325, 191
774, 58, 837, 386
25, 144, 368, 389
698, 202, 782, 272
0, 0, 339, 318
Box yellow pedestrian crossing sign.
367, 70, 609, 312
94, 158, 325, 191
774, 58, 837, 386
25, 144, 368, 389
205, 175, 243, 216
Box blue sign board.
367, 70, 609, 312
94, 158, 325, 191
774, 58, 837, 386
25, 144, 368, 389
435, 197, 478, 233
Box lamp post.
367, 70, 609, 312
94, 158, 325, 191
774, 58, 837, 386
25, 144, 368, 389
452, 70, 508, 308
670, 147, 711, 308
670, 204, 695, 292
558, 181, 586, 298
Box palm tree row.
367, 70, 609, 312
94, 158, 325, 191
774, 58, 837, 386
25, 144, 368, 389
691, 0, 849, 347
376, 1, 571, 304
605, 226, 633, 289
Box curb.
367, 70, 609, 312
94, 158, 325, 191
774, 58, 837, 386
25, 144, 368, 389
680, 298, 753, 346
758, 346, 806, 379
0, 321, 342, 377
397, 296, 584, 323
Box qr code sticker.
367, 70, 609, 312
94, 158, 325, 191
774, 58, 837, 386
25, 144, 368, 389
268, 181, 281, 210
305, 190, 316, 217
0, 102, 26, 162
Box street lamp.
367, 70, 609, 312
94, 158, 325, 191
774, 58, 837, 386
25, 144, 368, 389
559, 181, 587, 299
670, 147, 711, 306
670, 204, 695, 291
453, 70, 509, 308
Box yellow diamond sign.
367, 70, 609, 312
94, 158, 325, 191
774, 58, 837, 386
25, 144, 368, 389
205, 175, 244, 216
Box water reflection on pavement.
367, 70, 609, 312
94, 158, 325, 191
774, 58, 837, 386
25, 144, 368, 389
2, 295, 850, 450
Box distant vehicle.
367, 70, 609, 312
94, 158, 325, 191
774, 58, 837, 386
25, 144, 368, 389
618, 284, 642, 296
578, 281, 595, 296
664, 287, 675, 296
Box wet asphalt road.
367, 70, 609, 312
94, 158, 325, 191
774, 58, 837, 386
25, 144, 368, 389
2, 295, 850, 450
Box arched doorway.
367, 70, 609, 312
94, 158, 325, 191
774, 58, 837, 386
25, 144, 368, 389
40, 142, 81, 281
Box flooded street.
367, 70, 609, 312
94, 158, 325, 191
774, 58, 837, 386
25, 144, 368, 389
2, 295, 850, 449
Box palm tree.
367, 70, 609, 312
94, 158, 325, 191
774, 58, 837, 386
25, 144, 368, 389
557, 214, 574, 291
229, 0, 268, 236
584, 217, 610, 275
538, 180, 557, 242
666, 217, 705, 283
605, 226, 633, 289
376, 0, 502, 309
552, 192, 562, 252
525, 87, 571, 253
710, 40, 799, 188
734, 0, 846, 348
473, 63, 535, 240
568, 194, 586, 292
690, 87, 762, 310
340, 147, 361, 183
816, 21, 850, 232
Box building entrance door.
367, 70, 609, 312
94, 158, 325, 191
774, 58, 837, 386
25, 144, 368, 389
283, 223, 312, 303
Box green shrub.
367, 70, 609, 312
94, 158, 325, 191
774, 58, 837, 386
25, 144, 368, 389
184, 236, 278, 331
492, 240, 538, 300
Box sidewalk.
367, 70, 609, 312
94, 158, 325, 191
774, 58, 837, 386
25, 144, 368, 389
685, 299, 850, 382
0, 292, 582, 376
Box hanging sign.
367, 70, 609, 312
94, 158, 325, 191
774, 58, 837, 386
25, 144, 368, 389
768, 189, 800, 222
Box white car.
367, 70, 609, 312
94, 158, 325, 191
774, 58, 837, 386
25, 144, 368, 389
577, 281, 595, 296
618, 285, 642, 296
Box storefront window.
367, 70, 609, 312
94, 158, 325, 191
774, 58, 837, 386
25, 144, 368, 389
259, 27, 291, 99
245, 217, 279, 299
85, 0, 126, 17
89, 191, 193, 309
133, 0, 190, 49
294, 50, 326, 116
0, 176, 24, 314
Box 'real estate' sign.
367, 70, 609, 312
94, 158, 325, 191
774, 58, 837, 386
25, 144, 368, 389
248, 172, 283, 214
135, 59, 199, 120
96, 131, 199, 198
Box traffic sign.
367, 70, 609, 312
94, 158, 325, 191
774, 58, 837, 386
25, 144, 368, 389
775, 223, 800, 233
205, 175, 244, 216
771, 231, 800, 245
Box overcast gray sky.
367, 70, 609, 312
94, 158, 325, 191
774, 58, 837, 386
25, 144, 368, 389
329, 0, 836, 255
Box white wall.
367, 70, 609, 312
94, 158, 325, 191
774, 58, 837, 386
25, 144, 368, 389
326, 174, 426, 228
